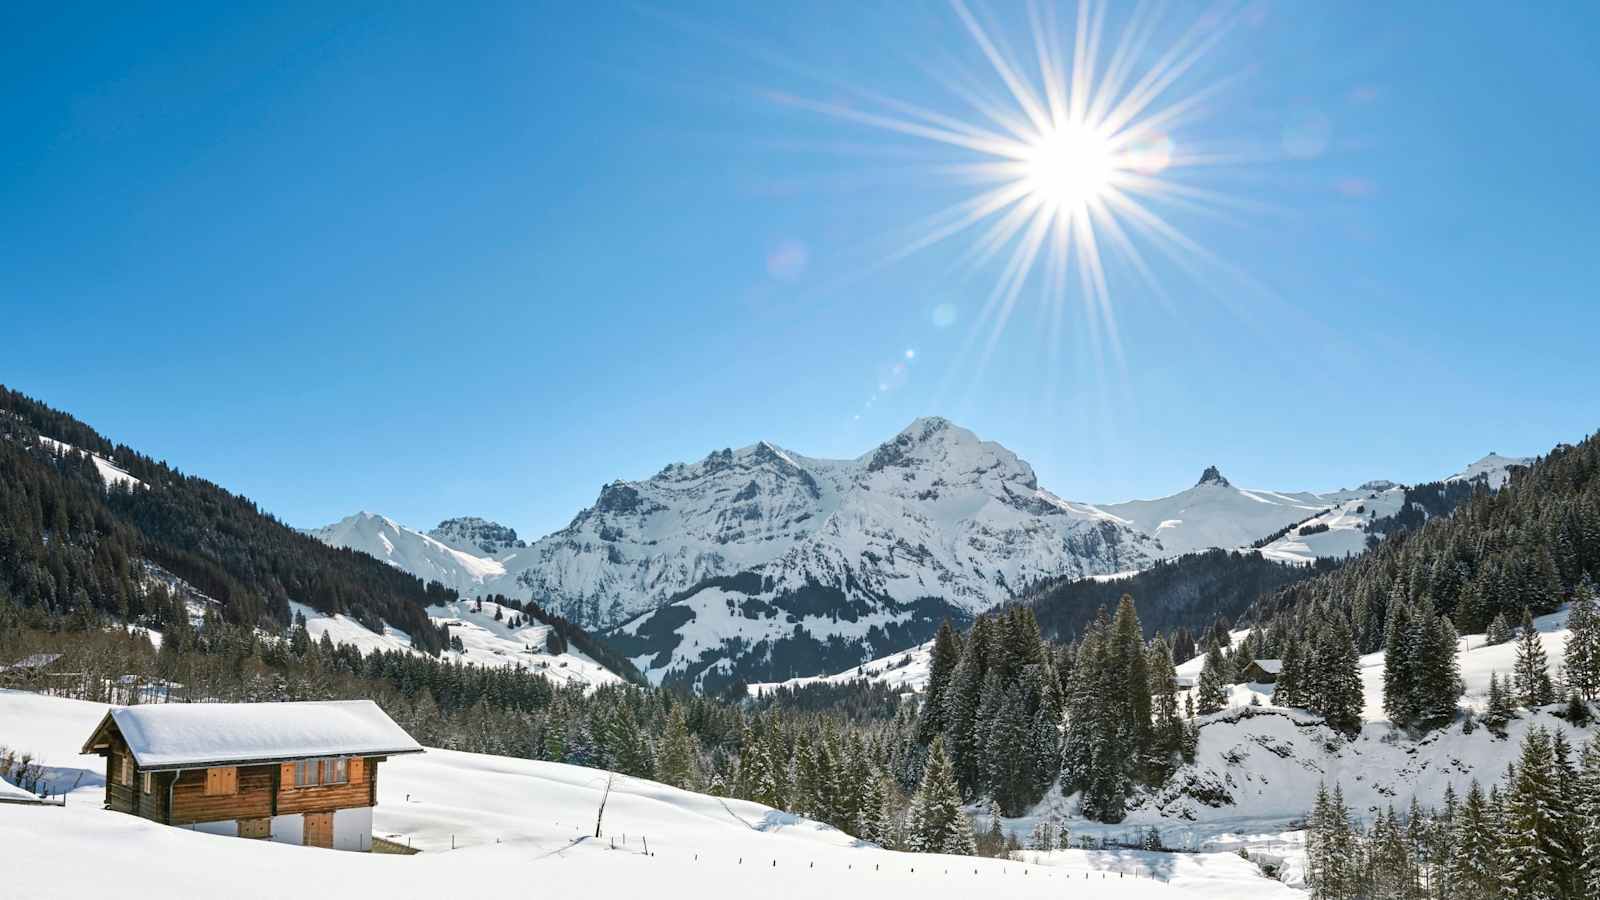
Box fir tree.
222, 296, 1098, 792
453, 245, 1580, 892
1486, 612, 1513, 646
1484, 672, 1516, 734
1414, 613, 1463, 728
1512, 608, 1554, 707
1108, 595, 1152, 752
1498, 727, 1574, 898
941, 617, 989, 797
1275, 636, 1304, 708
917, 621, 962, 743
1318, 615, 1365, 735
656, 706, 697, 790
1383, 599, 1418, 726
1147, 633, 1184, 779
1196, 643, 1230, 715
1575, 738, 1600, 897
908, 737, 975, 855
1564, 577, 1600, 701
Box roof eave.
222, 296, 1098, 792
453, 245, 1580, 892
133, 746, 425, 773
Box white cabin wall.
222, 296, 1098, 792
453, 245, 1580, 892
269, 813, 304, 846
332, 806, 372, 851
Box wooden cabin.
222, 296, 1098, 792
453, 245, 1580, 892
1242, 659, 1283, 684
80, 700, 422, 851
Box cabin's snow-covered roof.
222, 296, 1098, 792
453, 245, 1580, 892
85, 700, 422, 769
1250, 659, 1283, 674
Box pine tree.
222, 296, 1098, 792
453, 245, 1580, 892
1575, 738, 1600, 897
1484, 672, 1516, 734
1564, 577, 1600, 701
918, 621, 962, 743
1485, 612, 1513, 646
1108, 595, 1151, 753
1147, 633, 1184, 779
1512, 608, 1554, 707
1446, 780, 1497, 898
1197, 643, 1230, 715
908, 737, 975, 855
942, 617, 989, 797
656, 706, 697, 790
1318, 615, 1365, 735
1498, 727, 1571, 898
1384, 599, 1418, 727
1414, 613, 1462, 728
857, 771, 887, 844
1276, 636, 1304, 708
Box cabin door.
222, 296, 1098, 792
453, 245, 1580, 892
304, 812, 334, 849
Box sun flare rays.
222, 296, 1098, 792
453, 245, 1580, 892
779, 0, 1247, 382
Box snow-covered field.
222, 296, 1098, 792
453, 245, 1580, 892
0, 690, 1292, 899
289, 597, 623, 689
749, 640, 934, 696
38, 435, 143, 490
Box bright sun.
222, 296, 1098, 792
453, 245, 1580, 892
1022, 122, 1117, 210
780, 0, 1238, 374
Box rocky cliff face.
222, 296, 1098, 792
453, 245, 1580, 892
429, 517, 527, 556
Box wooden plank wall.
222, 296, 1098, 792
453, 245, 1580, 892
276, 758, 373, 816
168, 767, 273, 825
101, 747, 384, 827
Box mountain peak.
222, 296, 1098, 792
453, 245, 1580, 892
897, 416, 960, 441
1196, 466, 1231, 488
429, 516, 526, 556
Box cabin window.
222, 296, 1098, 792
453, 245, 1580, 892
119, 754, 133, 786
204, 766, 238, 796
142, 772, 153, 794
294, 757, 349, 787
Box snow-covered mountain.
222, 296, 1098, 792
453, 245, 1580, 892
313, 418, 1160, 689
588, 418, 1166, 687
1447, 452, 1531, 489
1089, 467, 1379, 560
428, 516, 527, 556
307, 512, 509, 597
308, 428, 1531, 690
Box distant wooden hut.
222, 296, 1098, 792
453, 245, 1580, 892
80, 700, 421, 851
1242, 659, 1282, 683
0, 653, 62, 689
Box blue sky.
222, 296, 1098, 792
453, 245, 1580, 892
5, 1, 1598, 538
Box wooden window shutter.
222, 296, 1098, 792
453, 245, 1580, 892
205, 766, 238, 796
119, 754, 133, 786
348, 756, 364, 783
280, 762, 296, 788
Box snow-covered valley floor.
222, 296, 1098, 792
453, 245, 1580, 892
0, 689, 1292, 899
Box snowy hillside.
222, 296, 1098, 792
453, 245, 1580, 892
0, 690, 1293, 899
1254, 485, 1406, 564
1447, 452, 1531, 490
288, 597, 623, 689
1046, 607, 1595, 846
748, 640, 936, 696
37, 435, 142, 490
1092, 467, 1377, 560
308, 513, 508, 597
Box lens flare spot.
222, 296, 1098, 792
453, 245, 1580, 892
1125, 133, 1175, 176
931, 303, 958, 328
